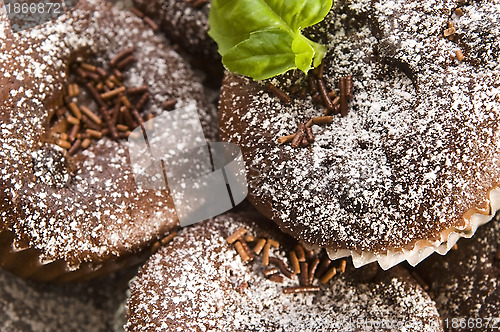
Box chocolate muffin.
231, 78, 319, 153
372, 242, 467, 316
0, 265, 135, 332
414, 213, 500, 331
0, 0, 217, 281
218, 0, 500, 269
125, 204, 442, 331
131, 0, 222, 77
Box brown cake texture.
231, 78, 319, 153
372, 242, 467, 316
125, 204, 442, 331
131, 0, 221, 71
218, 0, 500, 268
0, 264, 135, 332
0, 0, 217, 281
414, 213, 500, 331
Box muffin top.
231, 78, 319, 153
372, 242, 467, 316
132, 0, 219, 63
218, 0, 500, 263
126, 205, 442, 331
0, 266, 134, 332
0, 0, 216, 268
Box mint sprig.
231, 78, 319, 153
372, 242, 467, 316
208, 0, 333, 81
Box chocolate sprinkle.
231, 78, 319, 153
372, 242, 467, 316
291, 123, 305, 148
308, 257, 320, 286
282, 286, 320, 294
320, 266, 337, 285
268, 274, 284, 283
299, 261, 309, 285
263, 267, 279, 277
143, 17, 159, 32
226, 227, 247, 244
305, 127, 315, 143
269, 257, 295, 280
266, 82, 291, 104
253, 238, 266, 255
339, 76, 348, 117
294, 244, 306, 262
318, 78, 334, 111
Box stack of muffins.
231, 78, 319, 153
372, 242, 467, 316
0, 0, 498, 331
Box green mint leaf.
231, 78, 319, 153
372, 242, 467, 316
223, 30, 296, 81
208, 0, 333, 80
292, 33, 315, 73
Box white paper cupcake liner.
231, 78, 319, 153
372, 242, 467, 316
325, 188, 500, 270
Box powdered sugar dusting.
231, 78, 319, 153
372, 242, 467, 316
125, 208, 442, 331
219, 0, 500, 254
0, 0, 217, 268
416, 214, 500, 320
0, 266, 134, 332
132, 0, 218, 62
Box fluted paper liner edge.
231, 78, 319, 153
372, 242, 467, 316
326, 188, 500, 270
